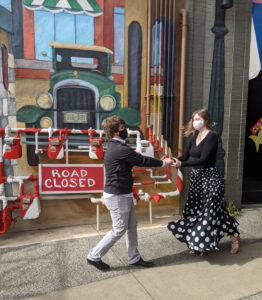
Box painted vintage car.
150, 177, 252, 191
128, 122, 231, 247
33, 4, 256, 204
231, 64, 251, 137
17, 42, 141, 166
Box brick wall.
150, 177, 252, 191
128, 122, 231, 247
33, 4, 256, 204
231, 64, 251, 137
0, 31, 18, 197
180, 0, 252, 210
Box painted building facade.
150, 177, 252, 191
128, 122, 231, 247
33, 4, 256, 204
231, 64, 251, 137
0, 0, 184, 233
0, 0, 260, 233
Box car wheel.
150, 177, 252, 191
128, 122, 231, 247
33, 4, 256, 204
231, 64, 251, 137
27, 145, 39, 166
26, 123, 39, 166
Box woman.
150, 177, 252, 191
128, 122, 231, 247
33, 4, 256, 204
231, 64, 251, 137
168, 109, 240, 256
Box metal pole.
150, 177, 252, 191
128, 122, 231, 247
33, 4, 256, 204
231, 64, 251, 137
208, 0, 234, 176
65, 138, 69, 164
146, 0, 152, 129
178, 9, 188, 156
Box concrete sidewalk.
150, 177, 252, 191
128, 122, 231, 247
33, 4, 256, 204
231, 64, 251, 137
0, 205, 262, 300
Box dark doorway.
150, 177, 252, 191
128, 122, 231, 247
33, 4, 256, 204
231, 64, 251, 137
242, 71, 262, 203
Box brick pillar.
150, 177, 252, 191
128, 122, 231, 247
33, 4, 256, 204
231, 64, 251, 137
0, 42, 18, 197
180, 0, 252, 211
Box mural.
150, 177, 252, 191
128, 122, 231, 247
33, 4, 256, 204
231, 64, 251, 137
249, 0, 262, 80
243, 0, 262, 203
249, 119, 262, 152
9, 0, 180, 165
15, 0, 142, 166
17, 41, 141, 165
0, 0, 184, 234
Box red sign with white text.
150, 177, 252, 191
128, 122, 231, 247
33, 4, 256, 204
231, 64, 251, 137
39, 164, 104, 194
250, 116, 262, 135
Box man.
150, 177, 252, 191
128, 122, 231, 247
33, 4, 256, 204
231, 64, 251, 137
87, 116, 174, 271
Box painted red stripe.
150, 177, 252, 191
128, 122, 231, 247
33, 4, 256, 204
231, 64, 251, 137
0, 162, 3, 184
22, 5, 35, 60
94, 0, 104, 46
151, 75, 163, 85
112, 73, 124, 84
177, 176, 183, 193
15, 69, 122, 82
15, 69, 50, 79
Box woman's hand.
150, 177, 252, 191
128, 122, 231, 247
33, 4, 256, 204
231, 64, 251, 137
164, 157, 176, 166
172, 157, 182, 168
161, 156, 176, 166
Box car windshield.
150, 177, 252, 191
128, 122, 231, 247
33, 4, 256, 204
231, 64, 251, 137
54, 48, 108, 76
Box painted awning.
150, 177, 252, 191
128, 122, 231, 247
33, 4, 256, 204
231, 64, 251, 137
23, 0, 103, 17
249, 0, 262, 80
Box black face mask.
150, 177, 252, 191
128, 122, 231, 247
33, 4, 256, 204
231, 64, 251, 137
119, 128, 128, 140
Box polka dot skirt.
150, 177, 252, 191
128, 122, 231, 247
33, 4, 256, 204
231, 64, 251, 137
167, 167, 239, 255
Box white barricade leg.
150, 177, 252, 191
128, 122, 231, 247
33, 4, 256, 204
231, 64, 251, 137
96, 204, 100, 231
149, 200, 152, 224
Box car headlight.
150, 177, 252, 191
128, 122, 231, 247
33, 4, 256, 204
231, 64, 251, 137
36, 92, 53, 109
40, 117, 52, 128
99, 95, 116, 111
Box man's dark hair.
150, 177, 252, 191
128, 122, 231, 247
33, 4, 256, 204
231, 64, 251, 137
102, 116, 126, 138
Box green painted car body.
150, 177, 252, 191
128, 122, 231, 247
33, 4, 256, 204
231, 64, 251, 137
17, 42, 141, 130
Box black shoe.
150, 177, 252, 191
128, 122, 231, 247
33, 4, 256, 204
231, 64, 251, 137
130, 258, 155, 268
87, 258, 110, 271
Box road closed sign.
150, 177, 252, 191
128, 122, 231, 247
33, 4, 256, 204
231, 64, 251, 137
39, 164, 104, 194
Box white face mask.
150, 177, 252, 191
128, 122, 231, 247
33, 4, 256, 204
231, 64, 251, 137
193, 120, 204, 130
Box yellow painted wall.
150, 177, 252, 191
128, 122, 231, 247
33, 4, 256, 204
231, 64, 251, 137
0, 29, 10, 51
15, 78, 50, 115
124, 0, 148, 135
115, 84, 124, 107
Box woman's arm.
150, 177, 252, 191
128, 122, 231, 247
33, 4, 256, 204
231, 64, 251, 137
177, 136, 193, 162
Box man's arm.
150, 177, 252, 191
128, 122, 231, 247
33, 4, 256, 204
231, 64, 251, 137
121, 145, 171, 167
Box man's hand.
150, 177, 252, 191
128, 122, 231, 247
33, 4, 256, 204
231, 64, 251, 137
163, 157, 175, 166
172, 157, 182, 168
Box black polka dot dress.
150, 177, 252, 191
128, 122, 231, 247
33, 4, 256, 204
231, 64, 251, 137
167, 131, 240, 255
167, 167, 239, 255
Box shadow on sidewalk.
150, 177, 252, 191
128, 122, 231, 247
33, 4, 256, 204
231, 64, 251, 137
110, 237, 262, 272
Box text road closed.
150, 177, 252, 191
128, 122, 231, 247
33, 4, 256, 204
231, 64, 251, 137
39, 164, 104, 194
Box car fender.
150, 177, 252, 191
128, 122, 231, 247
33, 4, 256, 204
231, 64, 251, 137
117, 107, 141, 126
17, 105, 46, 123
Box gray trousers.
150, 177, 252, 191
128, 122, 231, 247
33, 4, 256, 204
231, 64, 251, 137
87, 195, 140, 264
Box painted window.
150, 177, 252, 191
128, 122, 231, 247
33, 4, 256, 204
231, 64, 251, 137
34, 11, 94, 61
34, 11, 54, 61
0, 0, 11, 11
75, 15, 94, 64
55, 13, 75, 44
114, 7, 125, 66
1, 44, 8, 90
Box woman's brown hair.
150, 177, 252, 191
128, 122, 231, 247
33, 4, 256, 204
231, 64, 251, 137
184, 109, 214, 137
102, 116, 126, 138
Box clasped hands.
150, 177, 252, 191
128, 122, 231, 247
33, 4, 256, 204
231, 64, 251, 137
161, 156, 182, 168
